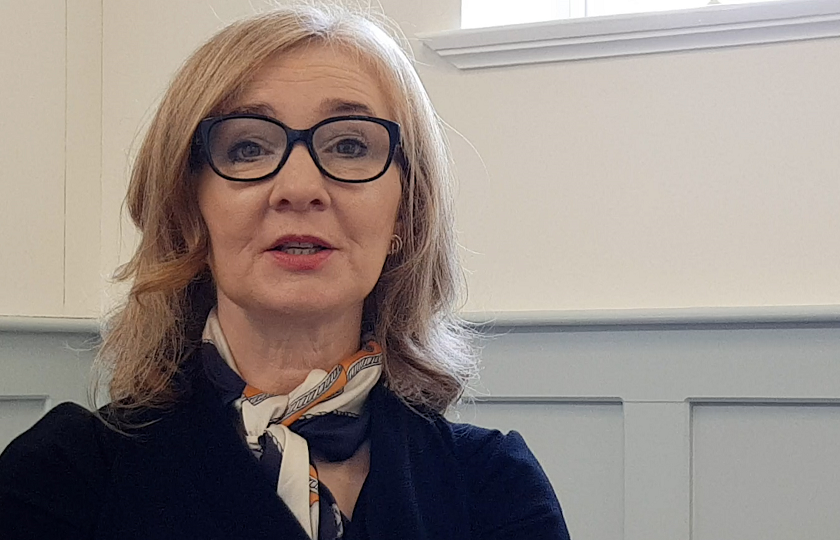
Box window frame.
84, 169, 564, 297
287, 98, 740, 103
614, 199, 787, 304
420, 0, 840, 69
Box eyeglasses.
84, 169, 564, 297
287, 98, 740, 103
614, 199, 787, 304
194, 114, 401, 183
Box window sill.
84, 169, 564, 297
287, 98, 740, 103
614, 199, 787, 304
419, 0, 840, 69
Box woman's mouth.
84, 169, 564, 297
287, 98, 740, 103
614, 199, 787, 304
266, 239, 334, 271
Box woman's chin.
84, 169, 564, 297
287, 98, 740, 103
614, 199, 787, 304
248, 294, 357, 320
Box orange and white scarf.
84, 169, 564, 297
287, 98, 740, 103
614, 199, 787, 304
202, 308, 382, 539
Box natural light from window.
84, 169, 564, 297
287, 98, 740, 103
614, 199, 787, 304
462, 0, 784, 29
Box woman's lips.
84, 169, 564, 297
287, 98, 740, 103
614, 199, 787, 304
266, 248, 333, 271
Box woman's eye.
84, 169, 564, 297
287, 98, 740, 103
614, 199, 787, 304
329, 138, 368, 158
228, 140, 269, 162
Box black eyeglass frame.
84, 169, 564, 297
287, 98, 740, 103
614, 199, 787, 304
194, 113, 402, 184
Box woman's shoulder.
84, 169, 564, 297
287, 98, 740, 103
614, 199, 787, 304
375, 385, 553, 482
446, 420, 518, 460
441, 420, 572, 539
0, 402, 120, 538
444, 420, 548, 490
0, 402, 118, 469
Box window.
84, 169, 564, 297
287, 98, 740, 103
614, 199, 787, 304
422, 0, 840, 68
462, 0, 782, 29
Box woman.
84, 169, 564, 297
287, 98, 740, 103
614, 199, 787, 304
0, 4, 570, 539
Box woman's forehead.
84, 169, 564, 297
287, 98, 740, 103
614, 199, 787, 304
228, 45, 394, 125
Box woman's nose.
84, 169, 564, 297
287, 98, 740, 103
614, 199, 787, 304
268, 144, 330, 211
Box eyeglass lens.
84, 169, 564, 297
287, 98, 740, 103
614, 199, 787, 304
207, 118, 393, 181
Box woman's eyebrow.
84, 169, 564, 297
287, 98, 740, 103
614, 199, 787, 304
225, 102, 277, 117
318, 98, 377, 117
224, 99, 377, 119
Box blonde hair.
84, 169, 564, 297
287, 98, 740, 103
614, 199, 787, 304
95, 3, 477, 414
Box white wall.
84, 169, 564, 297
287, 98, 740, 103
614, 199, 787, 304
388, 0, 840, 313
95, 0, 840, 315
4, 0, 839, 317
0, 1, 66, 316
439, 38, 840, 312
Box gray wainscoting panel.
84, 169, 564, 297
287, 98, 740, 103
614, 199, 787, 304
474, 321, 840, 540
0, 331, 97, 451
692, 404, 840, 540
3, 312, 840, 540
0, 398, 48, 450
475, 325, 840, 401
452, 401, 625, 540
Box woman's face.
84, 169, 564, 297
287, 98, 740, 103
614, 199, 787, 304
197, 45, 402, 322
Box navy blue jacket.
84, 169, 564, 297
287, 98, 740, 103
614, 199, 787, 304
0, 348, 571, 539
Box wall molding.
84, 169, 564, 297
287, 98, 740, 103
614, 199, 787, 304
420, 0, 840, 68
462, 304, 840, 327
4, 304, 840, 334
0, 316, 100, 334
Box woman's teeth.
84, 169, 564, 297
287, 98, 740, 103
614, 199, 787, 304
281, 247, 321, 255
276, 242, 325, 255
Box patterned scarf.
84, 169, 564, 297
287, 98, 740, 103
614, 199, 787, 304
201, 309, 383, 540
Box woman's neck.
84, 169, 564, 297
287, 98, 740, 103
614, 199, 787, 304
215, 298, 363, 395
